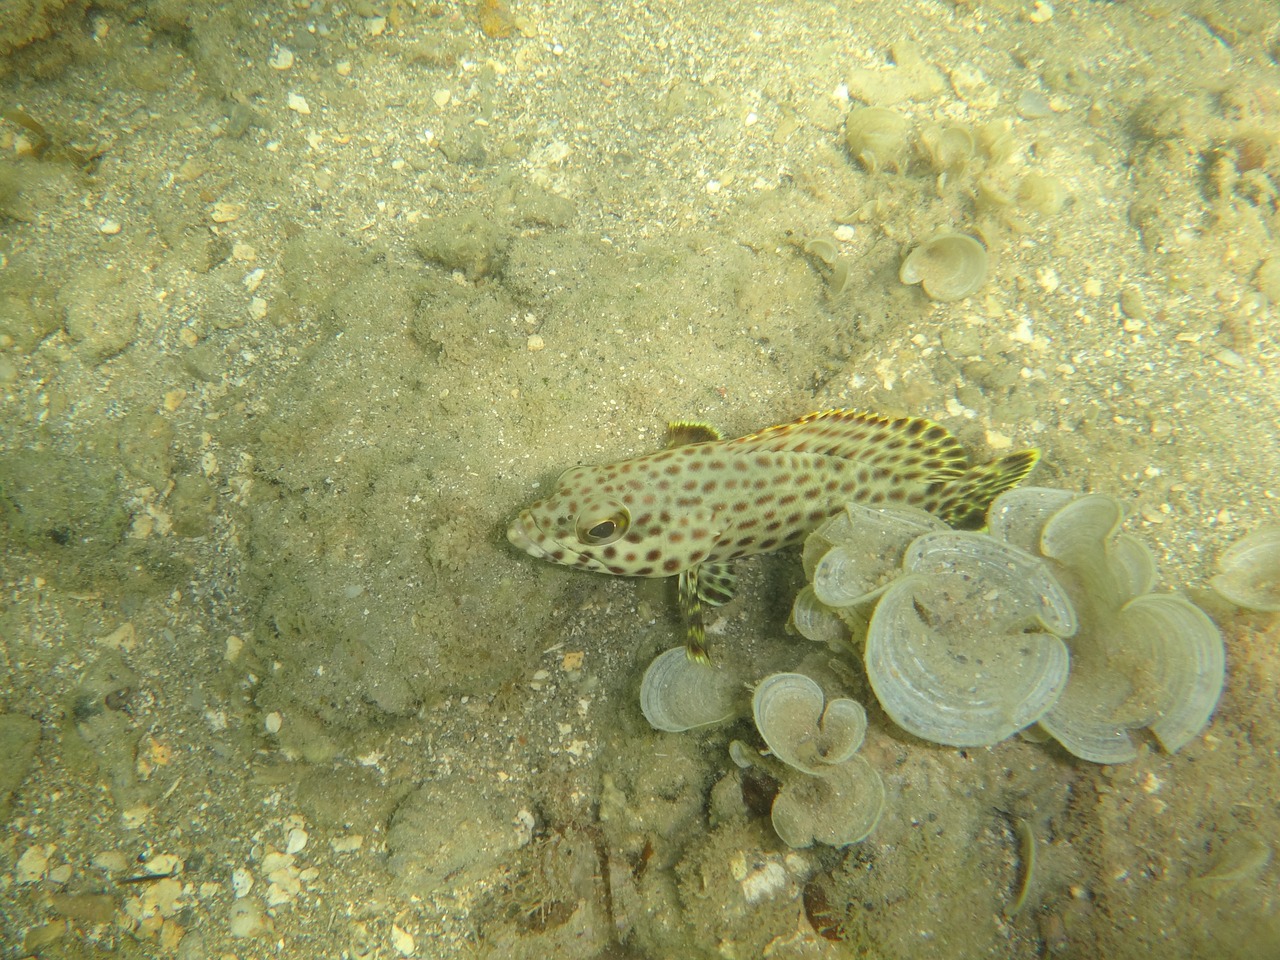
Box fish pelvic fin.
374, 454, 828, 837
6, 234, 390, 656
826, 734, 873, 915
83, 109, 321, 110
678, 566, 712, 663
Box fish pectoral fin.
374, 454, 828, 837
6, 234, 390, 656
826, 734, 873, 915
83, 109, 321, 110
678, 567, 711, 663
696, 561, 738, 607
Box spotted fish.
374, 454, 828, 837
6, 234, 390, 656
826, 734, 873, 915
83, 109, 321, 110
508, 409, 1038, 661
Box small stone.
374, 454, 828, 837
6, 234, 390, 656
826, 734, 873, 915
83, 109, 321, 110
268, 46, 294, 71
1213, 348, 1245, 369
336, 61, 352, 77
163, 389, 187, 412
92, 851, 129, 874
98, 623, 137, 652
249, 297, 268, 320
121, 805, 152, 829
231, 867, 253, 898
98, 218, 121, 235
1119, 287, 1149, 320
1028, 1, 1054, 23
287, 93, 311, 115
210, 202, 243, 223
16, 845, 49, 883
985, 428, 1013, 450
432, 89, 451, 108
330, 835, 364, 853
228, 899, 271, 938
950, 64, 999, 110
526, 334, 545, 351
145, 853, 183, 876
285, 827, 308, 854
391, 924, 416, 957
264, 711, 283, 734
1035, 267, 1060, 294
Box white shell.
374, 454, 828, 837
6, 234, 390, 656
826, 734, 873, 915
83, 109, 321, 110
640, 647, 740, 733
899, 233, 989, 302
864, 532, 1075, 747
1210, 525, 1280, 612
810, 503, 946, 608
844, 106, 911, 173
790, 586, 850, 647
987, 486, 1078, 554
1038, 594, 1224, 762
1030, 493, 1225, 762
751, 673, 867, 775
770, 755, 885, 848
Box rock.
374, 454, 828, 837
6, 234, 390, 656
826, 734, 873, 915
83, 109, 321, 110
0, 714, 41, 821
387, 774, 528, 891
60, 267, 142, 360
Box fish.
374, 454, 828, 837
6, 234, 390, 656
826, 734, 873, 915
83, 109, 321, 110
507, 409, 1039, 661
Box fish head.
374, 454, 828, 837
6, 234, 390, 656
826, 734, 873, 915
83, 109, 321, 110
507, 458, 725, 578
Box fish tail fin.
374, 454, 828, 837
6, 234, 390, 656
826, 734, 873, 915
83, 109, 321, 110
936, 448, 1041, 529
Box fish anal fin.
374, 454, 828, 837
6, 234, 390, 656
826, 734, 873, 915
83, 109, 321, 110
678, 567, 711, 662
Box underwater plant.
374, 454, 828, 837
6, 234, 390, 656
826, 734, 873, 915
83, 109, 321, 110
797, 489, 1226, 763
748, 673, 885, 848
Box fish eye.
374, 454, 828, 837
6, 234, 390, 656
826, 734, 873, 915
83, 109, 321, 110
576, 502, 630, 545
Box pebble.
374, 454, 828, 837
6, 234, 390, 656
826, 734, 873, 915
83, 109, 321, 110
286, 827, 309, 854
268, 45, 294, 71
264, 711, 283, 734
330, 834, 364, 853
391, 924, 416, 957
1028, 1, 1054, 23
210, 202, 243, 223
228, 899, 271, 938
231, 866, 254, 898
949, 64, 999, 110
1213, 348, 1245, 369
287, 93, 311, 115
526, 334, 545, 351
92, 850, 129, 874
17, 846, 50, 883
98, 218, 121, 235
145, 853, 183, 876
1016, 90, 1053, 119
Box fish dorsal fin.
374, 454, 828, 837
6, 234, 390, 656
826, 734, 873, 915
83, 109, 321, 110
735, 409, 970, 479
667, 421, 721, 446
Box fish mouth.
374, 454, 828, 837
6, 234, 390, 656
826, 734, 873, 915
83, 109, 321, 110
506, 511, 553, 560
